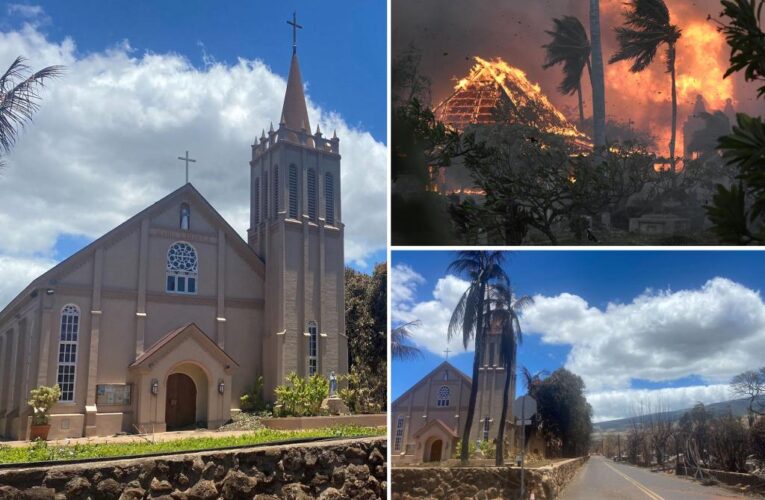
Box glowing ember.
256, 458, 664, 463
434, 56, 590, 148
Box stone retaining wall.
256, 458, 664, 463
0, 436, 386, 499
392, 456, 588, 500
260, 414, 386, 431
676, 463, 762, 488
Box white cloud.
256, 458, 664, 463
588, 384, 733, 423
0, 24, 386, 308
7, 4, 44, 19
0, 255, 56, 307
523, 277, 765, 392
392, 265, 472, 355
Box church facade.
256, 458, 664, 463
0, 46, 347, 440
392, 327, 517, 464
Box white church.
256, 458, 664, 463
0, 31, 347, 440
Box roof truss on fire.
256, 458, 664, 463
434, 56, 590, 147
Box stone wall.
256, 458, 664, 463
676, 464, 762, 488
0, 436, 386, 499
392, 456, 588, 500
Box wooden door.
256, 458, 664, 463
166, 373, 196, 430
428, 439, 443, 462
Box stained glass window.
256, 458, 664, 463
57, 304, 79, 402
307, 321, 318, 375
437, 386, 450, 407
166, 242, 198, 294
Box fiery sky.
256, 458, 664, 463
393, 0, 762, 155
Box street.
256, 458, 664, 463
560, 455, 748, 500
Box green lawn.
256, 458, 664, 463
0, 425, 385, 465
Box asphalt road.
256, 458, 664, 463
559, 455, 747, 500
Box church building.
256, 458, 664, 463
391, 326, 516, 464
0, 32, 347, 440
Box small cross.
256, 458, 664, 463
287, 12, 302, 55
177, 150, 196, 185
443, 347, 451, 360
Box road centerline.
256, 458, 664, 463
603, 461, 666, 500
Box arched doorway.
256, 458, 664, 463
428, 439, 443, 462
166, 373, 196, 430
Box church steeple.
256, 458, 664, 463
280, 53, 311, 133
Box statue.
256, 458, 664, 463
329, 371, 337, 397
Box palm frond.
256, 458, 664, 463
542, 16, 591, 96
608, 0, 680, 74
392, 320, 423, 360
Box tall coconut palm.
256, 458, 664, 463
391, 320, 422, 360
493, 285, 533, 466
589, 0, 607, 150
609, 0, 681, 174
447, 251, 509, 464
0, 56, 63, 165
542, 16, 591, 129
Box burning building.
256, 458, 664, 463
434, 56, 590, 148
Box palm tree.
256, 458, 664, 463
589, 0, 607, 150
447, 251, 509, 464
609, 0, 681, 174
391, 320, 422, 360
0, 56, 63, 166
520, 366, 548, 454
493, 285, 533, 466
542, 16, 591, 129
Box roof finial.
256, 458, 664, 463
269, 121, 274, 133
315, 124, 322, 136
332, 129, 338, 139
287, 12, 303, 55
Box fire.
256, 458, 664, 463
604, 3, 734, 158
435, 56, 590, 148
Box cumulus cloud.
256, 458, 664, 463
0, 23, 386, 308
391, 264, 472, 355
7, 4, 44, 19
523, 277, 765, 392
589, 384, 733, 423
0, 255, 56, 307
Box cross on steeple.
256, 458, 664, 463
287, 12, 302, 55
177, 150, 196, 185
443, 347, 451, 360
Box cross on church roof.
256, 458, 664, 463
443, 347, 451, 360
177, 150, 196, 185
287, 12, 302, 55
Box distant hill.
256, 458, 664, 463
593, 395, 765, 433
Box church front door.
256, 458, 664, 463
166, 373, 196, 430
428, 439, 443, 462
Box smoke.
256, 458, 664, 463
393, 0, 762, 154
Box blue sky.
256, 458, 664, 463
392, 251, 765, 421
2, 1, 386, 142
0, 1, 386, 283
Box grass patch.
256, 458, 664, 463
0, 425, 385, 465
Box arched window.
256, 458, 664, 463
180, 203, 190, 230
253, 178, 260, 224
57, 304, 79, 402
443, 369, 450, 381
307, 168, 317, 220
288, 164, 298, 219
394, 415, 405, 451
166, 242, 198, 294
437, 386, 450, 407
307, 321, 318, 375
324, 173, 334, 225
272, 166, 279, 217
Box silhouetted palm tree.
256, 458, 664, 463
493, 285, 533, 466
589, 0, 607, 150
391, 320, 422, 360
447, 251, 509, 464
609, 0, 681, 174
543, 16, 591, 128
0, 56, 63, 167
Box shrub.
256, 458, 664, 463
454, 439, 477, 459
240, 376, 267, 412
338, 363, 385, 414
28, 385, 61, 425
274, 372, 328, 417
479, 439, 496, 459
750, 417, 765, 462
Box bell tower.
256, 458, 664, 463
248, 13, 347, 398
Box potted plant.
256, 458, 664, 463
28, 384, 61, 441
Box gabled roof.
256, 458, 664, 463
413, 418, 460, 440
280, 53, 311, 132
391, 360, 472, 408
130, 322, 238, 369
0, 183, 264, 325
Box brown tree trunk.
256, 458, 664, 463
459, 284, 486, 464
670, 44, 678, 183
